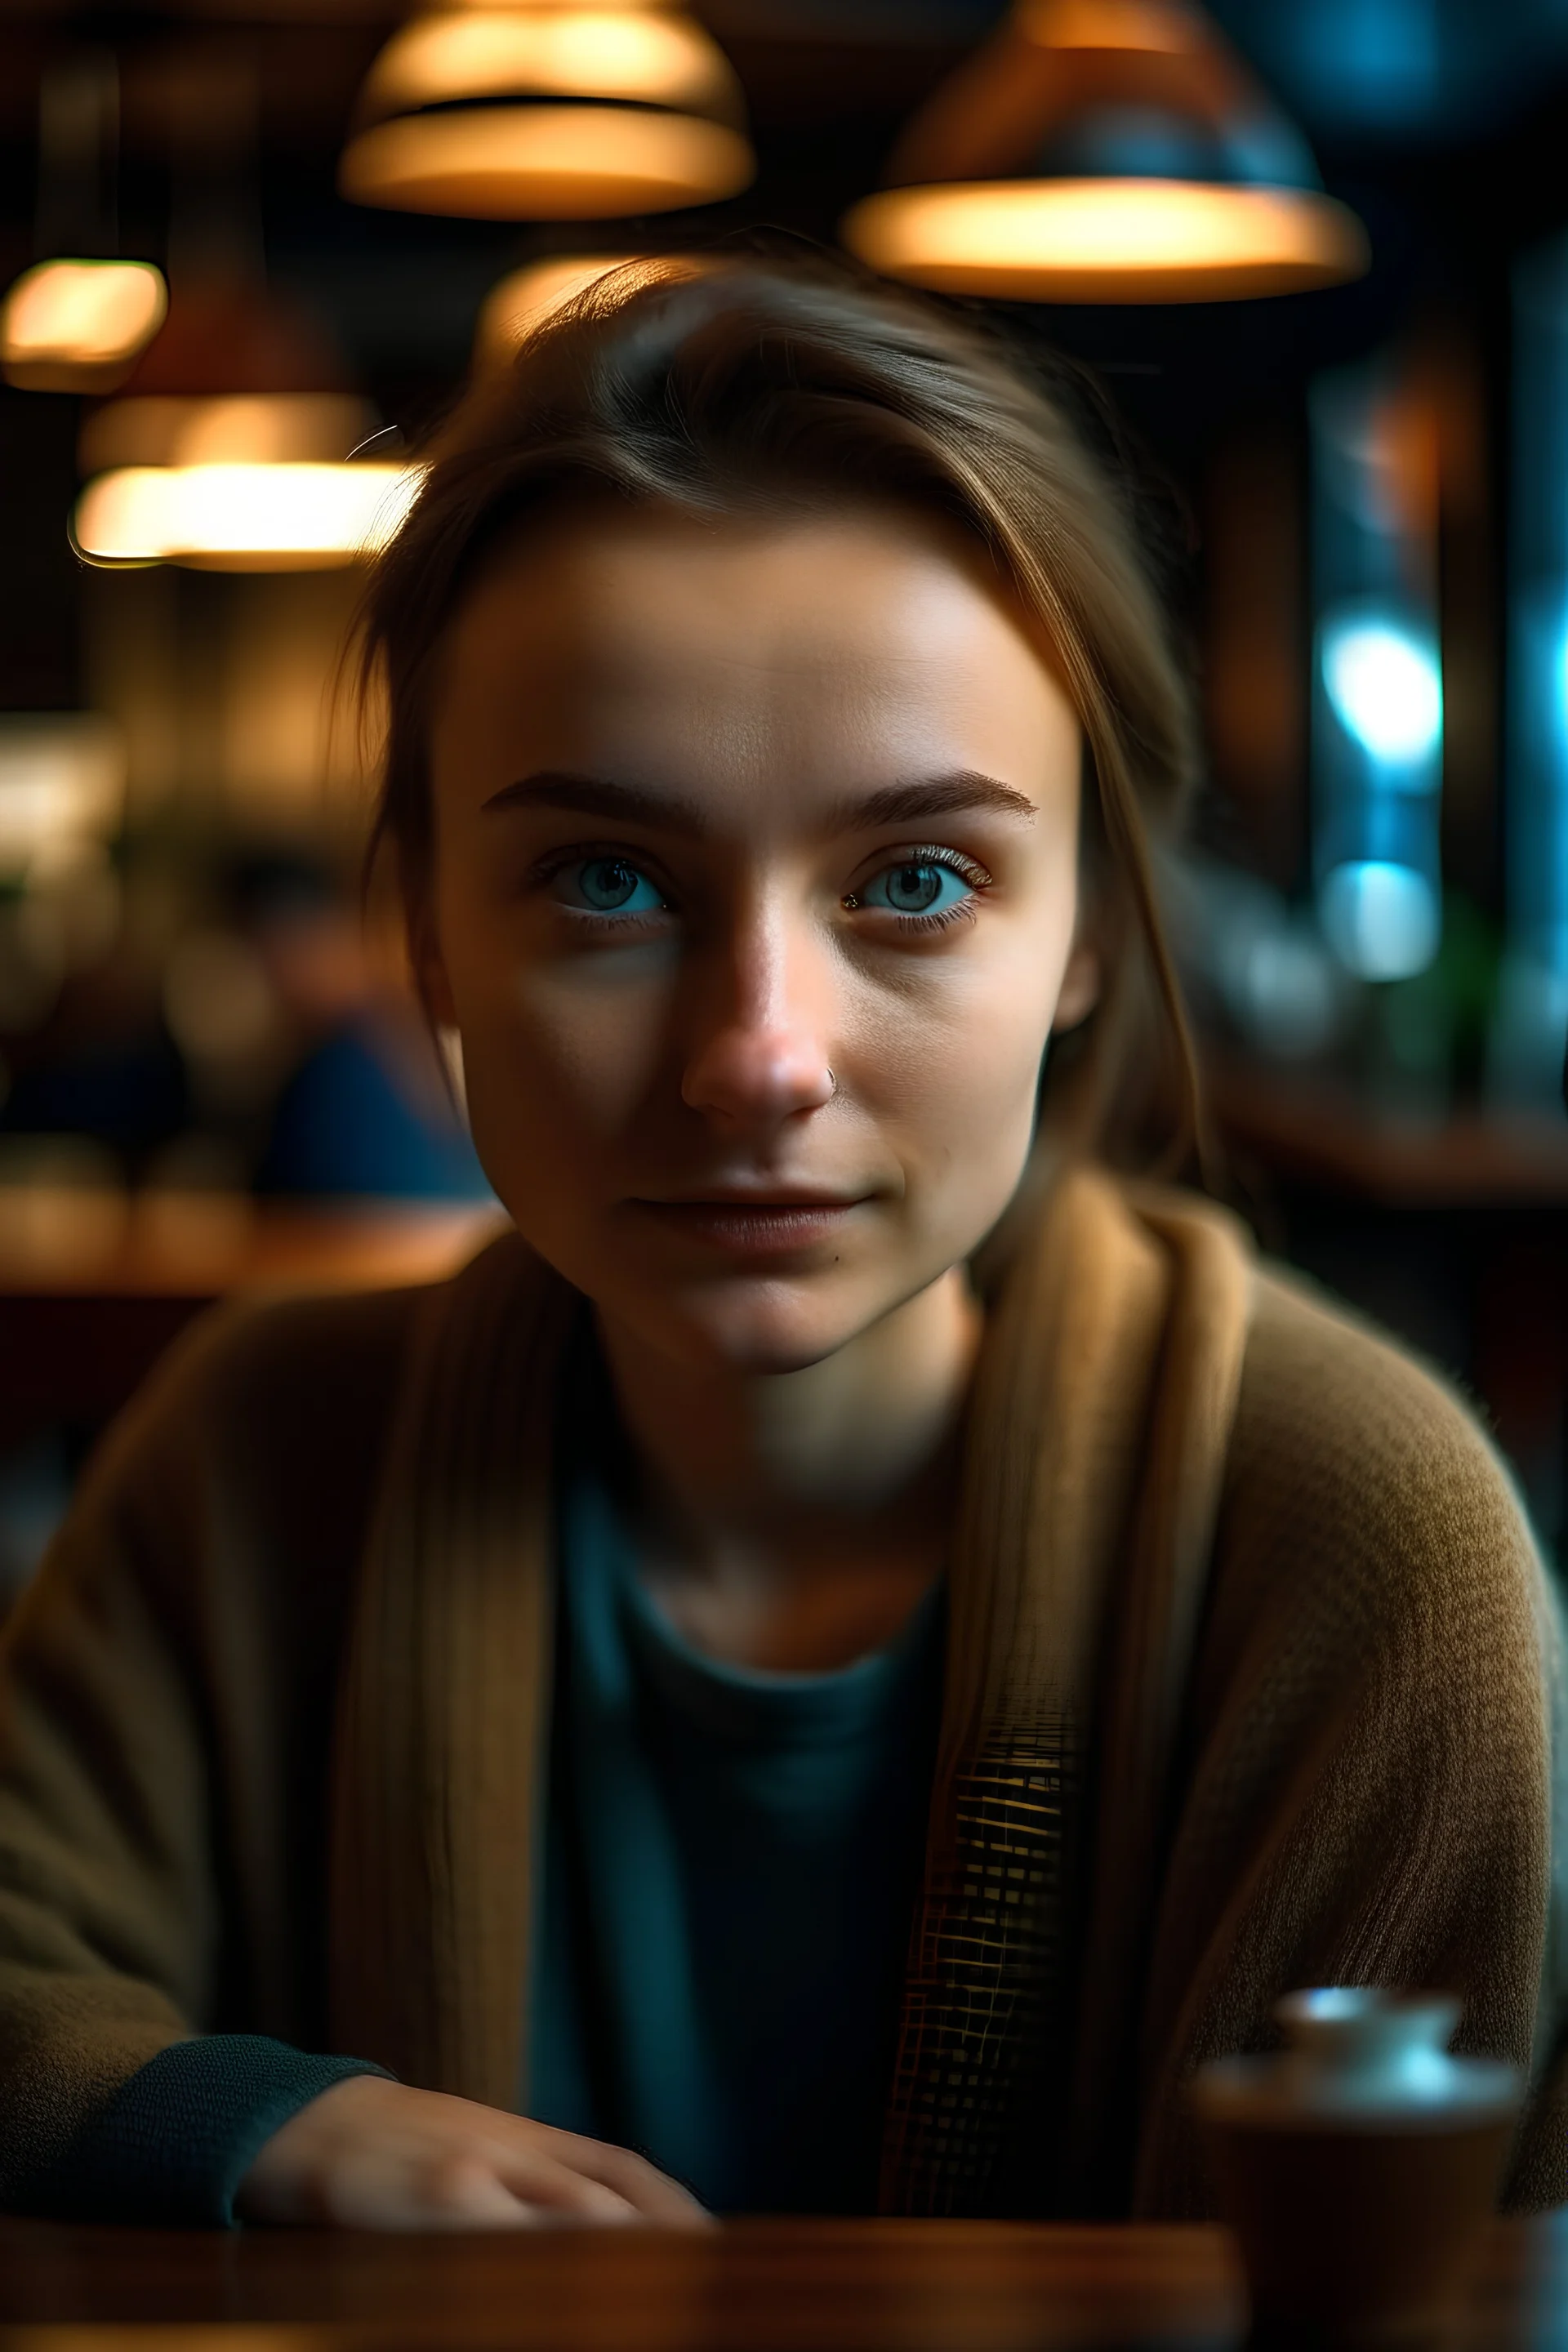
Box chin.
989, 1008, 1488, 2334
639, 1278, 873, 1379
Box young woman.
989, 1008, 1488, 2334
0, 259, 1562, 2232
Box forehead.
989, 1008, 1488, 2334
429, 501, 1080, 814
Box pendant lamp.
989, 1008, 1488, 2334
340, 3, 754, 220
2, 57, 167, 393
72, 277, 416, 570
842, 0, 1369, 304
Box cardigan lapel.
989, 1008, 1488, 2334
329, 1233, 578, 2106
880, 1169, 1252, 2216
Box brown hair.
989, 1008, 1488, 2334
356, 252, 1203, 1174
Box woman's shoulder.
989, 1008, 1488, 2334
1222, 1255, 1547, 1650
49, 1254, 502, 1622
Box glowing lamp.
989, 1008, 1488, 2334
357, 8, 735, 118
1320, 859, 1441, 983
1, 259, 167, 393
841, 0, 1368, 305
342, 105, 749, 220
0, 715, 124, 872
341, 5, 753, 220
1320, 615, 1443, 772
844, 178, 1365, 304
79, 391, 377, 474
72, 462, 422, 572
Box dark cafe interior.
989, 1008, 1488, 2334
8, 0, 1568, 2343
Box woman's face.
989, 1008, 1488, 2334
424, 500, 1093, 1374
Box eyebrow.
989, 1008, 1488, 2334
479, 768, 1038, 834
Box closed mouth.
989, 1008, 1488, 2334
630, 1195, 864, 1253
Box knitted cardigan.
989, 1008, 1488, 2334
0, 1168, 1563, 2218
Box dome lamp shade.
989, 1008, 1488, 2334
71, 275, 416, 572
842, 0, 1369, 304
340, 7, 754, 220
1, 258, 167, 393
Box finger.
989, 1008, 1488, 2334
488, 2147, 644, 2227
523, 2126, 713, 2227
313, 2151, 543, 2233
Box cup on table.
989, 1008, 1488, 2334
1191, 1987, 1521, 2350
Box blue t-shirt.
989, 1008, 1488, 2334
529, 1423, 947, 2214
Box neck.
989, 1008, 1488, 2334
594, 1269, 982, 1669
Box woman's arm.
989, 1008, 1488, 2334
0, 1307, 392, 2220
0, 1296, 704, 2229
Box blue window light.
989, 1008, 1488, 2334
1493, 234, 1568, 1109
1310, 364, 1444, 986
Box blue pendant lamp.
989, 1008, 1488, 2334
843, 0, 1368, 304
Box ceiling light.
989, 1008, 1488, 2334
72, 462, 422, 572
846, 179, 1365, 303
2, 258, 167, 392
341, 5, 753, 220
79, 392, 377, 475
0, 715, 124, 873
359, 8, 733, 117
841, 0, 1369, 304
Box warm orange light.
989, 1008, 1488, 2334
73, 463, 422, 571
2, 259, 167, 392
1016, 0, 1196, 51
842, 177, 1369, 302
79, 392, 377, 475
361, 7, 739, 121
341, 104, 751, 220
475, 254, 639, 363
0, 715, 124, 870
474, 251, 713, 363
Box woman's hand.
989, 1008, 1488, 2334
235, 2074, 710, 2230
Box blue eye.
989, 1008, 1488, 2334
859, 858, 974, 918
563, 856, 666, 917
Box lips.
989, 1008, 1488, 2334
631, 1194, 862, 1255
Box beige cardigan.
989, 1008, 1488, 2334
0, 1169, 1562, 2216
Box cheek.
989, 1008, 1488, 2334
446, 928, 675, 1184
847, 908, 1069, 1157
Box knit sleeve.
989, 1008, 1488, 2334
1131, 1266, 1566, 2216
0, 1289, 411, 2217
33, 2037, 394, 2226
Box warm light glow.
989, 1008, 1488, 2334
72, 463, 423, 571
479, 255, 636, 358
1, 259, 167, 392
474, 252, 709, 363
361, 8, 739, 120
341, 104, 752, 220
424, 0, 674, 10
79, 393, 378, 475
842, 177, 1370, 301
0, 715, 124, 869
1017, 0, 1195, 52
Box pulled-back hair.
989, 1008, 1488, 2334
357, 252, 1202, 1173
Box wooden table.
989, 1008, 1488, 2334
0, 1199, 504, 1452
0, 2216, 1562, 2352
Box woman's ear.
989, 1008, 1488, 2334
1054, 936, 1101, 1033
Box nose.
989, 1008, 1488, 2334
680, 891, 835, 1131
